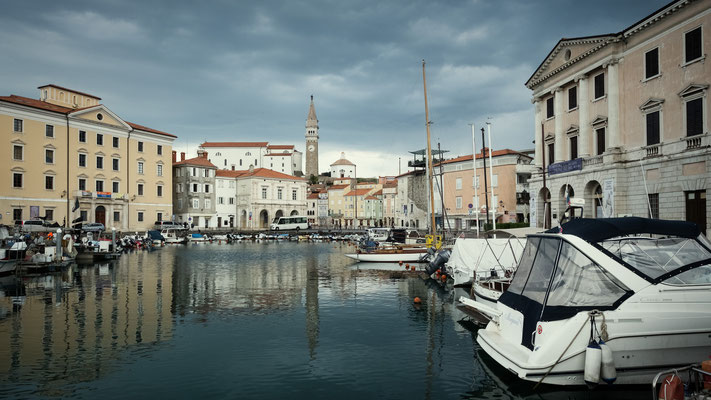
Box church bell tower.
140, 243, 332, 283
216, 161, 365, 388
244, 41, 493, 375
305, 95, 319, 178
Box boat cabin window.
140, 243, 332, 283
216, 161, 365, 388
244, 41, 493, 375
546, 242, 629, 307
601, 236, 711, 282
520, 238, 560, 304
507, 237, 540, 295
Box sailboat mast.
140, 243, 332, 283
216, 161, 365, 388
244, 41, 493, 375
422, 60, 436, 236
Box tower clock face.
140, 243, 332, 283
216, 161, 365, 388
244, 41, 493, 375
308, 145, 315, 152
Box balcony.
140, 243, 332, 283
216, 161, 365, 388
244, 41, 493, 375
583, 155, 603, 167
644, 143, 661, 158
685, 134, 705, 149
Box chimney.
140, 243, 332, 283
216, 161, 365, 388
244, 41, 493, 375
172, 151, 177, 163
181, 152, 185, 161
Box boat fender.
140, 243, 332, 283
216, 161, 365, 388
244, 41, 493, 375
425, 250, 450, 275
599, 339, 616, 384
658, 374, 683, 400
583, 340, 601, 388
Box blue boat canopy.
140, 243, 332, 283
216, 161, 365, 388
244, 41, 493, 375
545, 217, 701, 243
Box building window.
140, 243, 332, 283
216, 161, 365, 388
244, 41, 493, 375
546, 97, 554, 119
97, 133, 103, 146
46, 149, 54, 164
192, 183, 198, 192
113, 137, 119, 148
455, 178, 462, 190
78, 178, 86, 191
46, 125, 54, 138
138, 183, 144, 196
113, 211, 120, 222
157, 212, 163, 221
113, 181, 119, 193
218, 197, 224, 205
456, 196, 462, 209
80, 210, 88, 222
138, 141, 144, 152
568, 86, 577, 110
157, 145, 162, 155
204, 184, 210, 193
645, 48, 659, 79
646, 110, 660, 145
79, 130, 86, 142
177, 198, 183, 209
594, 72, 605, 99
13, 145, 23, 161
239, 159, 242, 166
205, 199, 211, 209
12, 172, 22, 188
684, 26, 702, 64
157, 185, 163, 197
596, 127, 606, 155
648, 193, 659, 219
686, 97, 703, 137
278, 188, 283, 200
193, 199, 199, 209
138, 212, 144, 222
111, 158, 119, 171
547, 143, 554, 165
13, 119, 23, 132
79, 153, 87, 167
254, 159, 257, 166
157, 164, 163, 176
96, 156, 104, 169
292, 189, 297, 201
204, 169, 209, 178
262, 187, 267, 199
492, 174, 498, 187
229, 197, 234, 205
45, 209, 53, 221
45, 175, 54, 190
138, 162, 144, 174
570, 136, 578, 160
95, 180, 104, 192
13, 209, 22, 221
191, 168, 196, 177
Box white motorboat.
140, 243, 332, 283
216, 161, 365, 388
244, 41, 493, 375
344, 248, 429, 263
162, 229, 187, 244
464, 217, 711, 386
188, 233, 209, 243
447, 237, 526, 287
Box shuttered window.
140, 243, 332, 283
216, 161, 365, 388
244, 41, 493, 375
645, 48, 659, 78
686, 98, 703, 136
547, 143, 554, 165
594, 73, 605, 99
685, 27, 702, 63
570, 136, 578, 160
646, 111, 660, 145
596, 128, 605, 155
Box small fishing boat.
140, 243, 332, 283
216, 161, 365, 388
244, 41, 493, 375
188, 233, 209, 243
466, 217, 711, 386
344, 246, 430, 263
162, 228, 187, 244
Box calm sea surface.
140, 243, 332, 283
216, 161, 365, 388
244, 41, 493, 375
0, 242, 648, 399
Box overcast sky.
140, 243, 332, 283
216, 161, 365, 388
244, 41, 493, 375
1, 0, 669, 177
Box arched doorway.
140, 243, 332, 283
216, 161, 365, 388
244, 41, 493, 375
95, 206, 106, 226
290, 210, 298, 216
538, 188, 551, 229
274, 209, 284, 223
584, 181, 603, 218
259, 210, 269, 228
240, 210, 247, 228
559, 184, 575, 214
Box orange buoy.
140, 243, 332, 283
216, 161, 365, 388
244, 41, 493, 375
441, 275, 447, 282
398, 260, 403, 265
413, 297, 422, 304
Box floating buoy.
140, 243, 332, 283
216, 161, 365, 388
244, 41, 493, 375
413, 297, 421, 304
440, 274, 447, 282
599, 339, 616, 384
584, 340, 602, 388
399, 260, 403, 265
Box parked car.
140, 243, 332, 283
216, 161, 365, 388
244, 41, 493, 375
15, 219, 49, 232
154, 221, 185, 230
81, 223, 105, 232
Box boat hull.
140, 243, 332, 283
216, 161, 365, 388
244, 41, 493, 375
344, 251, 426, 263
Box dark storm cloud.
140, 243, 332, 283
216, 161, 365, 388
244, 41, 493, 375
1, 0, 670, 175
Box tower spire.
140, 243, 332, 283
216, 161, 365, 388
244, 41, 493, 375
305, 96, 320, 178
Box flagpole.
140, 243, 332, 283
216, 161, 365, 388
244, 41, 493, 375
470, 124, 479, 235
487, 122, 496, 230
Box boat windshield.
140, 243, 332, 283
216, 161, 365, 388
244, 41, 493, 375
600, 235, 711, 284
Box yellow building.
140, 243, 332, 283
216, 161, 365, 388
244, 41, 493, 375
0, 84, 176, 231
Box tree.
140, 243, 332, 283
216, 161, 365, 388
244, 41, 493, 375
309, 174, 318, 185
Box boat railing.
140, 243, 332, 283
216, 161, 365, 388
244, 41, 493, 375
651, 364, 710, 400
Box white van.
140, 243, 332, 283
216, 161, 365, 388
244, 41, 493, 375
270, 216, 309, 231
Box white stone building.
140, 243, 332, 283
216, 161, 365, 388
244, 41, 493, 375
527, 0, 710, 236
215, 173, 238, 228
329, 153, 356, 178
172, 151, 217, 229
393, 170, 429, 230
200, 142, 303, 176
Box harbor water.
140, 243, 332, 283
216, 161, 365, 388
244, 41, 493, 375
0, 242, 649, 399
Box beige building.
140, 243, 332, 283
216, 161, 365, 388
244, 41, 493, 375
326, 183, 351, 228
1, 84, 175, 231
439, 149, 534, 231
527, 0, 710, 235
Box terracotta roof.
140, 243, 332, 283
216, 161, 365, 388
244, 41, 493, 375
345, 189, 372, 197
216, 168, 303, 180
382, 182, 398, 188
265, 153, 292, 157
0, 94, 176, 138
307, 193, 320, 199
38, 84, 101, 100
331, 158, 354, 166
328, 184, 350, 191
127, 121, 177, 138
200, 142, 268, 148
437, 149, 527, 166
372, 189, 383, 195
366, 196, 381, 200
267, 145, 294, 150
173, 156, 217, 168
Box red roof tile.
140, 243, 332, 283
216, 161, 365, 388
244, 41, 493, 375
200, 142, 268, 148
437, 149, 527, 166
267, 145, 294, 150
216, 170, 248, 178
173, 156, 217, 168
216, 168, 303, 180
0, 94, 176, 138
307, 193, 320, 199
265, 153, 292, 156
345, 189, 372, 197
328, 184, 350, 191
364, 196, 379, 200
372, 189, 383, 195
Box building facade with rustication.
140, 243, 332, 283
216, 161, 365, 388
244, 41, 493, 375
527, 0, 710, 236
